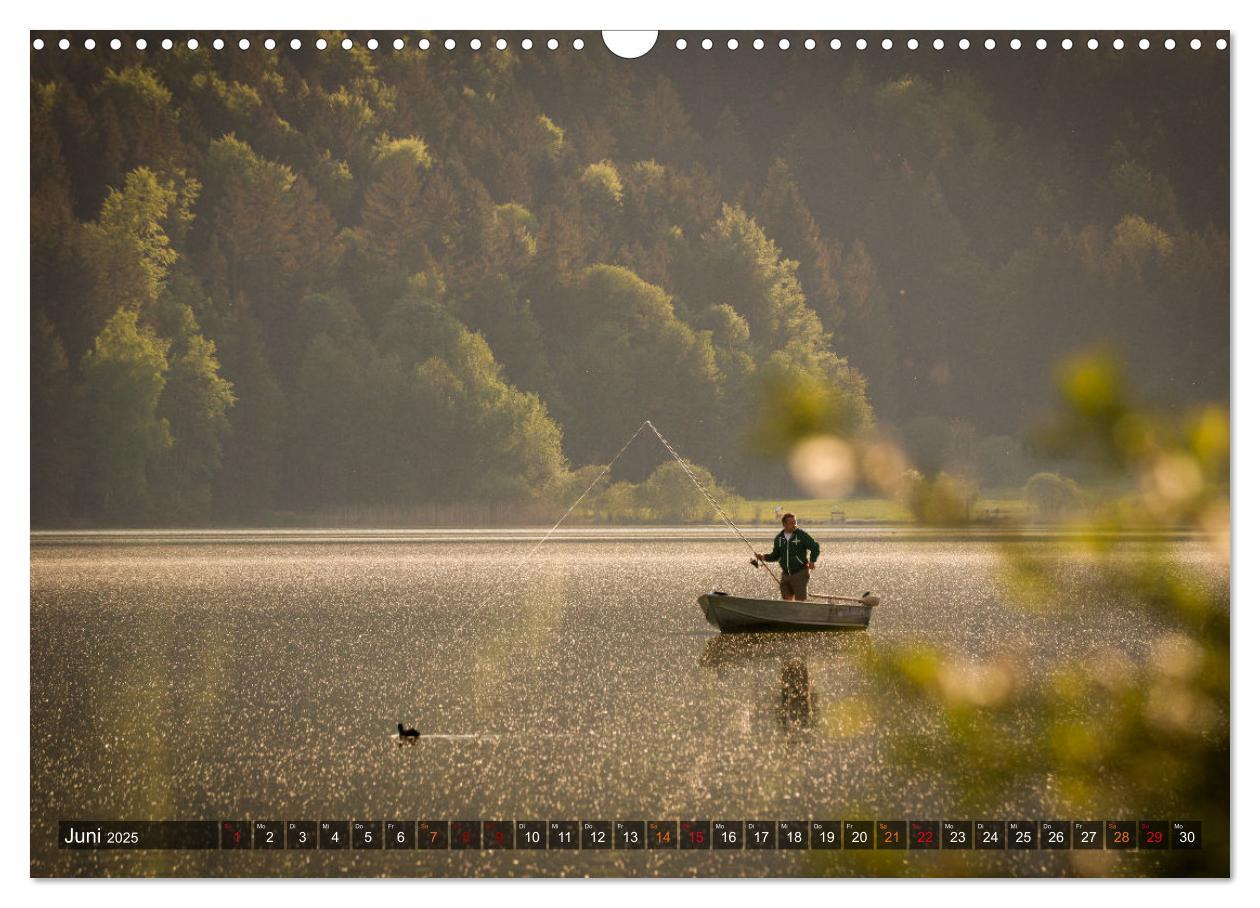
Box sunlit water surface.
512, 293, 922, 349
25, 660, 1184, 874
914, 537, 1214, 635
30, 528, 1226, 876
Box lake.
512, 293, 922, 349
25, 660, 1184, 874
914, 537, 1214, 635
29, 527, 1227, 876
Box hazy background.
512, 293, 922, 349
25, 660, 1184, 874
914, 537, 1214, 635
29, 32, 1229, 526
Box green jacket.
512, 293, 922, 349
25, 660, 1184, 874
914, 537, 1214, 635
760, 528, 821, 574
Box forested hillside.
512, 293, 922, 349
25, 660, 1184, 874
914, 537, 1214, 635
30, 33, 1228, 524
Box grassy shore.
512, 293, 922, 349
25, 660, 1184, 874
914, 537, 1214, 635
283, 492, 1032, 528
731, 494, 1030, 525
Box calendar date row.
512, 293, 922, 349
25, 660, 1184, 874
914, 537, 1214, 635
59, 819, 1202, 851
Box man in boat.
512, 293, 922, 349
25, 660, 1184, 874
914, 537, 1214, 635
753, 513, 820, 601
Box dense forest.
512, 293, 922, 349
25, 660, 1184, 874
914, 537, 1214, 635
29, 33, 1229, 525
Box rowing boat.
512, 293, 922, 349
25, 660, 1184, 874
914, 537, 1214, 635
697, 591, 875, 633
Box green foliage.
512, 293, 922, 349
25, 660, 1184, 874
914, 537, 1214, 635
852, 352, 1228, 875
289, 331, 410, 507
489, 203, 538, 271
536, 114, 565, 160
1110, 214, 1174, 274
753, 158, 843, 329
373, 134, 432, 175
200, 135, 335, 284
550, 265, 722, 468
294, 291, 367, 352
1043, 352, 1227, 526
1022, 471, 1083, 520
900, 470, 978, 526
361, 140, 434, 274
579, 159, 624, 208
32, 315, 76, 523
199, 135, 339, 365
187, 69, 268, 150
377, 278, 463, 364
314, 87, 379, 173
95, 167, 183, 270
78, 309, 172, 519
635, 460, 737, 523
98, 65, 172, 112
1104, 160, 1179, 227
566, 460, 743, 525
412, 329, 567, 499
152, 306, 236, 519
93, 66, 183, 188
622, 160, 668, 229
597, 480, 641, 522
745, 352, 873, 459
73, 167, 186, 354
28, 45, 1226, 525
626, 76, 699, 165
690, 204, 825, 349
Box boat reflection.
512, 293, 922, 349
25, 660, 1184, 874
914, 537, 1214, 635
777, 657, 814, 729
698, 631, 871, 670
699, 633, 872, 735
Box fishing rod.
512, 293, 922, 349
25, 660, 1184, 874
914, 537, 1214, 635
482, 418, 877, 604
485, 418, 781, 595
641, 420, 782, 593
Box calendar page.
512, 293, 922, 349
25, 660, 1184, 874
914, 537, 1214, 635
29, 27, 1229, 879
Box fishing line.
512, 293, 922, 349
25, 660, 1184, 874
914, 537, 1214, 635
642, 420, 782, 591
478, 419, 653, 606
481, 418, 781, 603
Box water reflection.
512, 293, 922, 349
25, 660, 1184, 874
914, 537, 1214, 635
698, 630, 871, 669
777, 657, 814, 730
699, 633, 873, 736
31, 532, 1220, 876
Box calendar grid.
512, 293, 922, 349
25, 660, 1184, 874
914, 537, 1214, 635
56, 819, 1202, 851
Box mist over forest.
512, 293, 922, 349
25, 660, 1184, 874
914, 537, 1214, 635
30, 33, 1229, 525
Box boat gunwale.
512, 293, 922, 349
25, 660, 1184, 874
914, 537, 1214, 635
698, 592, 872, 631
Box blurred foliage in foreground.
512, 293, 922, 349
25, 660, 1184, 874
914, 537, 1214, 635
790, 351, 1228, 876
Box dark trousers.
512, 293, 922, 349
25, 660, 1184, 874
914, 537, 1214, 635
779, 567, 810, 599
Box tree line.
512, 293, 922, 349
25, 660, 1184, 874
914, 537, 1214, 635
30, 34, 1228, 524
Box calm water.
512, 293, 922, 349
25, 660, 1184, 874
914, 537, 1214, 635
30, 528, 1226, 877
